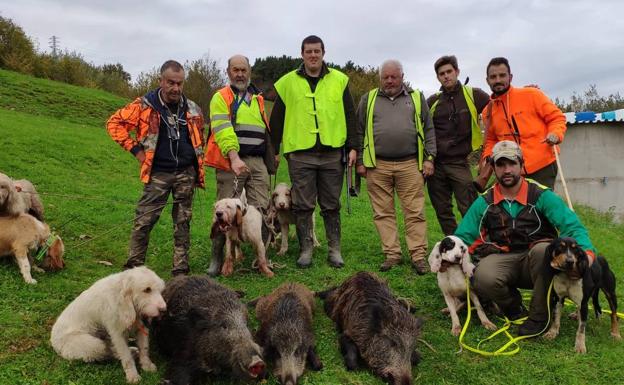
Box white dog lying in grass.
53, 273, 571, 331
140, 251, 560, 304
50, 266, 166, 383
428, 235, 496, 336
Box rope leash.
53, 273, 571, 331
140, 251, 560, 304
458, 277, 554, 356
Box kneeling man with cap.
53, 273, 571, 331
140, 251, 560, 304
453, 140, 596, 336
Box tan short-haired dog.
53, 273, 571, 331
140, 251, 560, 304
268, 183, 319, 256
0, 214, 65, 284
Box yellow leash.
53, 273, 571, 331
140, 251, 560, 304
458, 277, 553, 356
520, 293, 624, 320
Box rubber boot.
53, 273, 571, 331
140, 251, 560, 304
324, 211, 344, 268
295, 212, 314, 268
207, 233, 225, 277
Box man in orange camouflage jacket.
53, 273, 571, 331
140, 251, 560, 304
107, 60, 205, 276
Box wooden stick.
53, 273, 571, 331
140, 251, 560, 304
554, 145, 574, 211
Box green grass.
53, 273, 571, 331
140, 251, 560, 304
1, 70, 624, 385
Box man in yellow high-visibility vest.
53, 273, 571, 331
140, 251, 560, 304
205, 55, 274, 276
355, 59, 437, 274
270, 35, 357, 269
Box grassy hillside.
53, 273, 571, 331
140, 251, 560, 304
0, 70, 623, 385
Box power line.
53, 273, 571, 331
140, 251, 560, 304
49, 35, 60, 57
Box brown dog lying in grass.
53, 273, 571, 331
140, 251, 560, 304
0, 213, 65, 284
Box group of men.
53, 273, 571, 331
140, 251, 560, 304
107, 34, 596, 336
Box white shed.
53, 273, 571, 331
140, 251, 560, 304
556, 109, 624, 222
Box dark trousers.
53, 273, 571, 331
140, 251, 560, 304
125, 166, 196, 275
527, 162, 558, 190
427, 161, 477, 235
286, 149, 343, 217
472, 242, 553, 322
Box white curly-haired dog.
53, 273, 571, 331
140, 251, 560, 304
268, 183, 319, 256
0, 214, 65, 284
0, 172, 44, 220
51, 267, 166, 383
0, 172, 26, 216
429, 235, 496, 336
210, 190, 274, 278
14, 178, 45, 221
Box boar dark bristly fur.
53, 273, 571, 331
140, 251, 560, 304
254, 283, 322, 385
319, 272, 423, 385
152, 275, 265, 385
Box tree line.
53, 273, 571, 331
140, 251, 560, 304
2, 15, 622, 115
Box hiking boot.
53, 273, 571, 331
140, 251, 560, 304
379, 259, 400, 272
411, 259, 430, 275
517, 318, 549, 337
295, 212, 314, 268
207, 233, 225, 277
324, 211, 344, 268
503, 304, 528, 321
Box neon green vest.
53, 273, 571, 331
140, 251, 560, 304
430, 85, 482, 151
274, 68, 348, 154
363, 88, 429, 170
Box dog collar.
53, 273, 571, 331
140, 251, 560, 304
34, 233, 59, 262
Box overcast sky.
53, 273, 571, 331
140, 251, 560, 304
2, 0, 623, 103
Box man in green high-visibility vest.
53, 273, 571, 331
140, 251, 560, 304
270, 35, 357, 269
426, 55, 490, 236
355, 59, 437, 274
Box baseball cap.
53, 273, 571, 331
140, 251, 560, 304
491, 140, 523, 162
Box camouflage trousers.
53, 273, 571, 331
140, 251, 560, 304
125, 166, 196, 275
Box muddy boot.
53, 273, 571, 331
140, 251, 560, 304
324, 211, 344, 268
295, 212, 314, 268
207, 233, 225, 277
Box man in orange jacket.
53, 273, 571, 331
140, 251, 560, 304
107, 60, 205, 276
481, 57, 566, 189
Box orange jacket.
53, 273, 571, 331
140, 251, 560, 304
107, 95, 206, 187
481, 86, 566, 174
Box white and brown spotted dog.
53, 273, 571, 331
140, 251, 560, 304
543, 237, 620, 353
210, 190, 274, 278
0, 213, 65, 284
429, 236, 496, 335
268, 183, 319, 256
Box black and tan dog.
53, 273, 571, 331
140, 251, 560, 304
543, 237, 621, 353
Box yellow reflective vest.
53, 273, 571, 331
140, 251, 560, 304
363, 88, 431, 170
274, 68, 348, 154
429, 85, 482, 151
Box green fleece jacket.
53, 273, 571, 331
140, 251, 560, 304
455, 182, 596, 256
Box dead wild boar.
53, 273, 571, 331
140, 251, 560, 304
253, 282, 323, 385
319, 272, 423, 385
152, 275, 265, 385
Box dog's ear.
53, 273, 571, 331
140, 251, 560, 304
459, 243, 475, 277
210, 220, 220, 239
44, 237, 66, 271
236, 207, 243, 227
235, 207, 244, 239
428, 241, 442, 273
239, 188, 248, 210
545, 238, 559, 271
118, 271, 138, 327
576, 247, 590, 277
